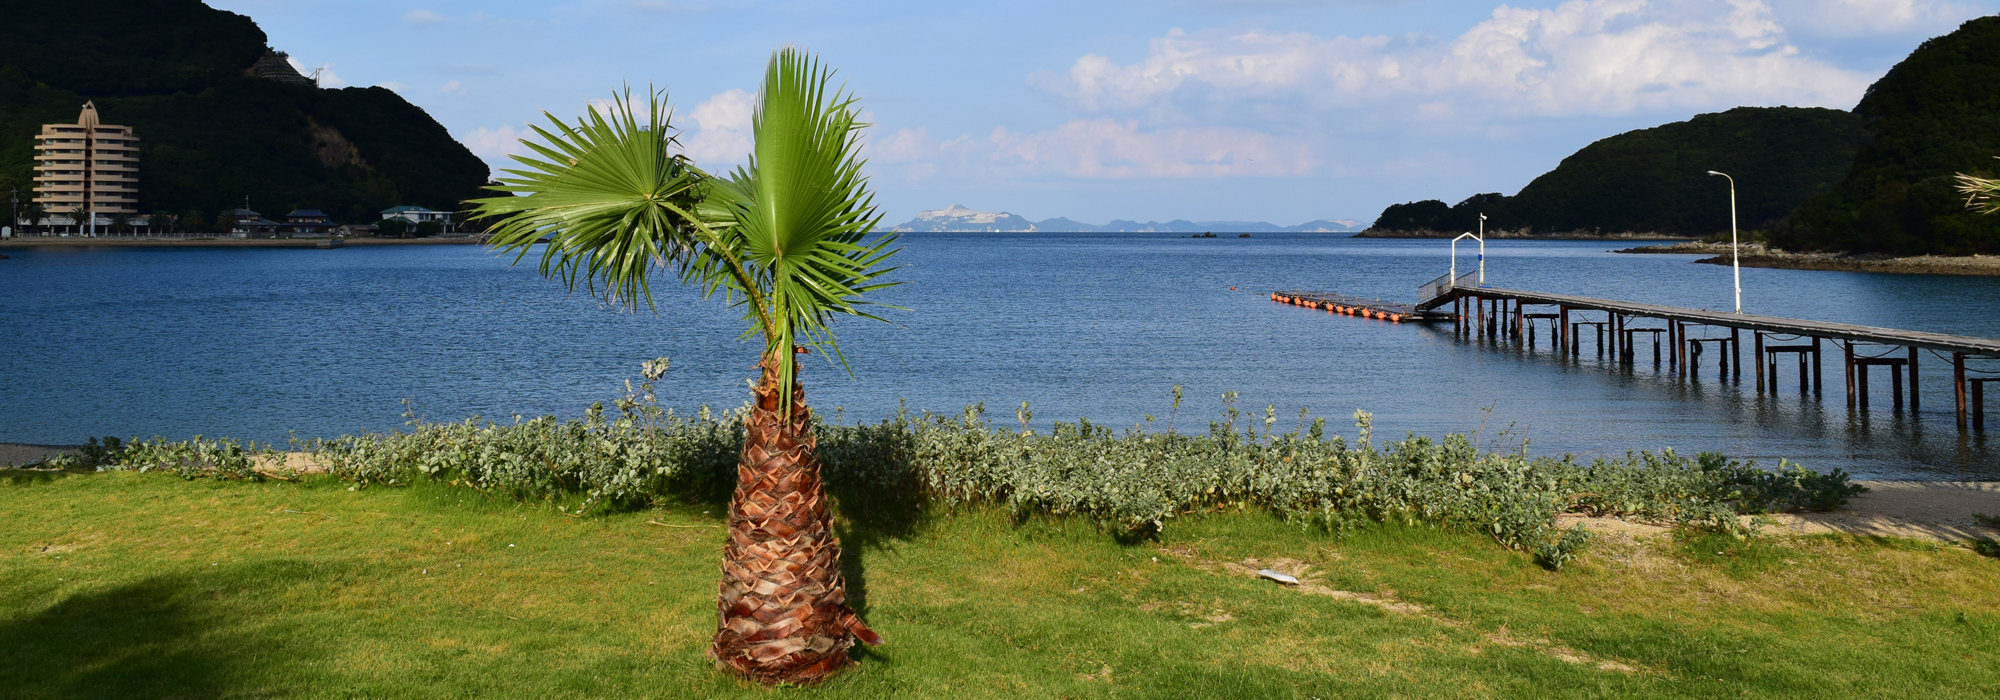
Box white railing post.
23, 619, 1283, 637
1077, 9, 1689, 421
1451, 231, 1482, 289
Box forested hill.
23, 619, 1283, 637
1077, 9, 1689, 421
1369, 106, 1865, 237
0, 0, 488, 224
1776, 16, 2000, 254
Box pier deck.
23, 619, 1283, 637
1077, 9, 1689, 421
1425, 286, 2000, 358
1269, 280, 2000, 431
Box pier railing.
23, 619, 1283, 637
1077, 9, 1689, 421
1418, 271, 1478, 307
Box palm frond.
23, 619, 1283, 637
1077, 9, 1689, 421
712, 48, 903, 407
1957, 159, 2000, 215
469, 87, 746, 315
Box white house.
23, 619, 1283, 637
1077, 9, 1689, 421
380, 205, 453, 232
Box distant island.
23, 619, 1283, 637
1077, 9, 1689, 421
887, 204, 1364, 233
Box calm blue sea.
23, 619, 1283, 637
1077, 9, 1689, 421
3, 233, 1998, 479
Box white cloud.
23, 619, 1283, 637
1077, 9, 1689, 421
441, 80, 467, 97
1768, 0, 1979, 36
1034, 0, 1875, 120
986, 119, 1315, 178
874, 119, 1314, 180
622, 0, 708, 12
461, 124, 530, 163
870, 127, 933, 162
682, 89, 755, 167
403, 9, 447, 24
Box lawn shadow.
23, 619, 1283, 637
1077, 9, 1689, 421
0, 561, 335, 699
0, 467, 96, 487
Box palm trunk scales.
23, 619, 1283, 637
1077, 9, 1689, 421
712, 354, 881, 683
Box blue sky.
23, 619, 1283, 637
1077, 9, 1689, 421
213, 0, 1998, 226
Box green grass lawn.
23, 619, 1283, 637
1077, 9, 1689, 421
3, 469, 1996, 699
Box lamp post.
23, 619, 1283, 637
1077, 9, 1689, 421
1706, 171, 1740, 313
1477, 213, 1487, 285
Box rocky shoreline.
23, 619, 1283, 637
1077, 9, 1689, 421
1613, 241, 2000, 276
1697, 252, 2000, 276
1612, 241, 1739, 254
1354, 229, 1693, 241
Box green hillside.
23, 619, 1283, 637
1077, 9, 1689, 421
1775, 16, 2000, 254
1371, 107, 1865, 236
0, 0, 488, 225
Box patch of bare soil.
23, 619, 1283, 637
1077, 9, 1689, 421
1554, 482, 2000, 544
1765, 481, 2000, 541
1158, 545, 1656, 675
253, 452, 329, 474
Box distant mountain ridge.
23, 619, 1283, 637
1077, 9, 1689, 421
889, 204, 1363, 233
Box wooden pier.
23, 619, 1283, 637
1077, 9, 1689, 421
1270, 278, 2000, 432
1271, 291, 1453, 323
1416, 284, 2000, 432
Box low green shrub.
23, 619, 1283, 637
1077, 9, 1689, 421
1536, 524, 1592, 571
43, 435, 266, 480
50, 362, 1868, 560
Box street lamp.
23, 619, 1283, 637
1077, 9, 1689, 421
1478, 213, 1487, 285
1706, 171, 1741, 313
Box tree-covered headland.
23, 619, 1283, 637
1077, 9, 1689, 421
1774, 16, 2000, 254
0, 0, 488, 226
1372, 16, 2000, 255
1371, 107, 1865, 238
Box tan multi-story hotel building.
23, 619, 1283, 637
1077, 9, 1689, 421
33, 102, 140, 215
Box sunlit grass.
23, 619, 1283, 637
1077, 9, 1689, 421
3, 469, 1995, 698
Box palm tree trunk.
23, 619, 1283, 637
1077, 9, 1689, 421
712, 352, 882, 683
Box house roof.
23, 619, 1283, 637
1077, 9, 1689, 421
287, 209, 328, 218
380, 205, 443, 214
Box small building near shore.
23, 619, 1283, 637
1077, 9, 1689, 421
380, 205, 453, 232
335, 223, 378, 237
223, 208, 282, 238
283, 209, 336, 236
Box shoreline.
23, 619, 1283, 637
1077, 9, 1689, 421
1354, 229, 1693, 241
0, 236, 485, 249
1697, 252, 2000, 276
1615, 242, 2000, 276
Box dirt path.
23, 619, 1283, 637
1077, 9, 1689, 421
1561, 481, 2000, 543
1765, 481, 2000, 540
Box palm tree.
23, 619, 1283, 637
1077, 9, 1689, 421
20, 202, 45, 235
147, 213, 175, 236
471, 49, 898, 685
1957, 160, 2000, 214
65, 205, 88, 235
